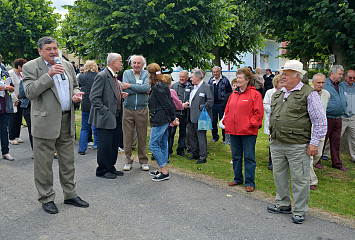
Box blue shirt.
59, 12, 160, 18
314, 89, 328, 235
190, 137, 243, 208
341, 81, 355, 118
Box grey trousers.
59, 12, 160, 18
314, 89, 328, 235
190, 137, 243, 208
341, 116, 355, 162
270, 139, 310, 216
33, 113, 77, 204
188, 122, 207, 160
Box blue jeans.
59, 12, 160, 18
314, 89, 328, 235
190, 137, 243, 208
79, 111, 97, 152
0, 113, 10, 155
212, 103, 225, 141
230, 135, 257, 188
149, 123, 169, 168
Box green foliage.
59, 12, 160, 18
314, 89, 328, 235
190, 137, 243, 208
248, 0, 355, 69
0, 0, 60, 64
61, 0, 234, 69
308, 68, 330, 80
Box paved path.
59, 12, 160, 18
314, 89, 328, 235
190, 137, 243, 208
0, 128, 354, 239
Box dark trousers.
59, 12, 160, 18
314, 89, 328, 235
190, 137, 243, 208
0, 113, 10, 155
212, 103, 225, 141
323, 117, 343, 168
96, 114, 121, 176
168, 113, 188, 154
188, 122, 207, 160
8, 107, 23, 140
22, 107, 33, 149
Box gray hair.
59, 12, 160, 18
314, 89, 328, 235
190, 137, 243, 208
179, 70, 188, 76
292, 71, 304, 80
212, 66, 222, 72
37, 36, 58, 49
191, 69, 203, 79
127, 54, 146, 67
329, 65, 344, 76
312, 73, 326, 81
107, 53, 121, 65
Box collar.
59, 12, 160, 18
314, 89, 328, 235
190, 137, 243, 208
213, 75, 222, 83
281, 81, 303, 93
194, 80, 203, 89
107, 66, 117, 78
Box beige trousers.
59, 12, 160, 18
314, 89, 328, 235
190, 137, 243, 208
33, 113, 77, 203
309, 139, 325, 186
122, 108, 148, 164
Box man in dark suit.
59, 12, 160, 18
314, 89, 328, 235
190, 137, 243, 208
89, 53, 127, 179
22, 36, 89, 214
185, 69, 214, 164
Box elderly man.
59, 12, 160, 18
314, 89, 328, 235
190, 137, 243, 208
121, 55, 150, 171
208, 66, 232, 143
184, 69, 213, 164
317, 65, 348, 171
267, 60, 327, 224
309, 73, 330, 191
89, 53, 127, 179
22, 36, 89, 214
169, 70, 193, 157
340, 69, 355, 163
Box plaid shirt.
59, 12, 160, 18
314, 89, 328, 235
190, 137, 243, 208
281, 82, 327, 146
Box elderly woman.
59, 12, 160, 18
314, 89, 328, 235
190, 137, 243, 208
254, 67, 264, 95
263, 74, 284, 170
223, 67, 263, 192
262, 69, 275, 98
147, 63, 177, 181
78, 60, 99, 155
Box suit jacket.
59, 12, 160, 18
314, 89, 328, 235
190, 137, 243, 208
88, 68, 123, 129
22, 57, 79, 139
188, 81, 214, 123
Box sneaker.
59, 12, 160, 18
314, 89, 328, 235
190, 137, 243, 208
149, 170, 160, 176
123, 164, 132, 171
118, 147, 124, 152
10, 140, 19, 145
88, 142, 94, 146
320, 155, 328, 161
267, 205, 292, 214
292, 215, 305, 224
15, 138, 23, 143
141, 164, 149, 171
152, 172, 170, 182
230, 160, 233, 164
268, 165, 273, 170
89, 145, 98, 150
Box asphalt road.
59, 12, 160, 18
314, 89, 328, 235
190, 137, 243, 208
0, 128, 354, 240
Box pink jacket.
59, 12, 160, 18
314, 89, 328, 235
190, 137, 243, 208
170, 89, 184, 126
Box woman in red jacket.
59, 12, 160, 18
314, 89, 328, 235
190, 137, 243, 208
223, 67, 264, 192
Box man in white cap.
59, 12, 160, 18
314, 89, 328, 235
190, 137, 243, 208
267, 60, 327, 224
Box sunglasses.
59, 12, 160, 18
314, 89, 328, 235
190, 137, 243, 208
348, 77, 355, 80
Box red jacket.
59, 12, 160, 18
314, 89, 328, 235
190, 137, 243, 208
223, 86, 264, 135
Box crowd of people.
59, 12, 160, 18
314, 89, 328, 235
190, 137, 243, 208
0, 36, 353, 225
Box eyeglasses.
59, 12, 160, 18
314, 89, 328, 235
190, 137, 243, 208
348, 77, 355, 80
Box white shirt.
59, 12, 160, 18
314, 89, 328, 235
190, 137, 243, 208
189, 80, 203, 104
44, 59, 71, 111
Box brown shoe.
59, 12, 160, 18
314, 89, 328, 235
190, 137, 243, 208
228, 181, 239, 186
310, 185, 317, 191
246, 186, 254, 192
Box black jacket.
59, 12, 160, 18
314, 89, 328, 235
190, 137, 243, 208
171, 81, 193, 115
78, 71, 97, 112
148, 82, 176, 127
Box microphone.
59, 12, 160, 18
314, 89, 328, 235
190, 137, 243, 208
53, 57, 66, 80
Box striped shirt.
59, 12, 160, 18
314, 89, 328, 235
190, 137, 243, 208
281, 82, 327, 146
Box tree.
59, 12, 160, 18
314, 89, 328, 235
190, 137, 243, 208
248, 0, 355, 70
212, 1, 266, 67
61, 0, 234, 70
0, 0, 60, 64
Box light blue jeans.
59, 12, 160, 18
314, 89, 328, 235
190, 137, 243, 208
149, 123, 169, 168
79, 111, 98, 152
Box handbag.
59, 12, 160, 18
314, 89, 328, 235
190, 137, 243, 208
219, 113, 225, 129
198, 106, 212, 130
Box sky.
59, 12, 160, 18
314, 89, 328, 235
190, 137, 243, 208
51, 0, 75, 17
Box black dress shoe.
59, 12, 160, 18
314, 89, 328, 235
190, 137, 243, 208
98, 172, 117, 179
196, 159, 207, 164
114, 170, 124, 176
187, 155, 199, 160
64, 196, 89, 208
267, 205, 292, 214
42, 201, 59, 214
177, 152, 188, 158
78, 151, 85, 155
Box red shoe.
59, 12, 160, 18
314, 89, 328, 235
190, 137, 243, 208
314, 161, 323, 169
333, 165, 349, 172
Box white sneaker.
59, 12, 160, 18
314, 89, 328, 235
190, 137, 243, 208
118, 147, 124, 152
230, 160, 233, 164
123, 164, 132, 171
141, 164, 149, 171
88, 142, 94, 146
10, 140, 19, 145
15, 138, 23, 143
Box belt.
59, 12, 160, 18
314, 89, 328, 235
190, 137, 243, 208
62, 110, 71, 115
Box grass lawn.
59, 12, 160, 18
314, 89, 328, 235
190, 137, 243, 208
75, 110, 355, 219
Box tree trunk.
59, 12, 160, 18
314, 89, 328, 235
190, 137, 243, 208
300, 55, 309, 84
212, 47, 221, 67
330, 43, 348, 70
